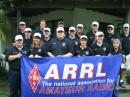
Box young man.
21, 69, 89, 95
87, 21, 99, 46
12, 21, 26, 43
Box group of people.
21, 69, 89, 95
5, 19, 130, 97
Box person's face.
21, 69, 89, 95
123, 27, 129, 34
107, 27, 114, 34
69, 30, 76, 36
24, 31, 32, 38
96, 35, 104, 43
92, 25, 99, 32
76, 27, 83, 33
40, 21, 46, 29
19, 24, 26, 31
80, 39, 87, 46
15, 39, 23, 47
113, 41, 120, 49
33, 37, 41, 45
56, 31, 65, 39
58, 24, 64, 28
43, 30, 51, 38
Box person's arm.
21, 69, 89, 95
47, 52, 55, 57
8, 54, 22, 61
62, 52, 73, 57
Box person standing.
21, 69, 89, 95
35, 19, 46, 35
87, 21, 99, 46
47, 27, 73, 57
75, 35, 94, 56
76, 24, 85, 38
29, 33, 47, 58
105, 25, 121, 48
6, 35, 30, 97
24, 28, 32, 49
90, 31, 110, 56
68, 26, 80, 56
12, 21, 26, 43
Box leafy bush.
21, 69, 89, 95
126, 70, 130, 84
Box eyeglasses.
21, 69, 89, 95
107, 28, 114, 30
44, 30, 50, 32
92, 24, 98, 27
57, 31, 64, 33
69, 30, 75, 32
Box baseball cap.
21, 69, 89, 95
92, 21, 99, 27
44, 27, 51, 32
107, 25, 114, 29
33, 33, 41, 38
15, 35, 23, 41
25, 28, 32, 32
77, 24, 83, 28
56, 27, 64, 32
19, 21, 26, 25
69, 26, 76, 31
123, 23, 129, 28
95, 31, 104, 36
80, 35, 88, 40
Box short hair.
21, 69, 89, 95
40, 19, 46, 23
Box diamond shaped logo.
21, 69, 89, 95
28, 64, 41, 93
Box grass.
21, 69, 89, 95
0, 79, 9, 97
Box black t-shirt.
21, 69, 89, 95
30, 46, 47, 57
6, 46, 30, 71
110, 49, 123, 55
68, 37, 80, 56
48, 38, 74, 56
75, 46, 94, 56
86, 31, 95, 46
42, 38, 51, 49
121, 34, 130, 55
90, 43, 110, 56
24, 38, 32, 49
105, 33, 121, 48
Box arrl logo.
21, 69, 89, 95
28, 64, 41, 93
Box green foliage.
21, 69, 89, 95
126, 70, 130, 84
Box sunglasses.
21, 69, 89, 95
57, 31, 64, 33
69, 30, 75, 32
107, 28, 114, 30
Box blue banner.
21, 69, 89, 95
21, 55, 122, 97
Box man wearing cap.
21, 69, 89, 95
76, 24, 85, 38
105, 24, 121, 48
87, 21, 99, 46
57, 21, 68, 37
24, 28, 32, 49
12, 21, 26, 43
121, 23, 130, 55
68, 26, 80, 55
75, 35, 94, 56
6, 35, 30, 97
42, 27, 52, 48
120, 23, 130, 88
47, 27, 73, 57
90, 31, 110, 56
